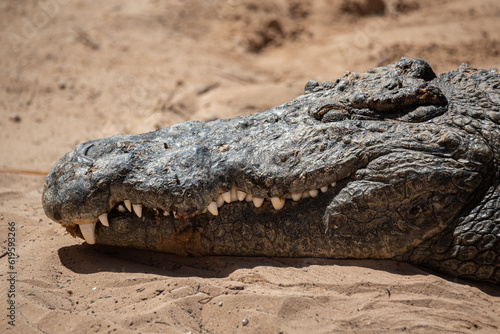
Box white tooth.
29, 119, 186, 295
117, 205, 126, 213
124, 200, 132, 212
222, 191, 231, 203
245, 193, 253, 202
270, 197, 285, 210
132, 204, 142, 218
320, 186, 328, 193
163, 211, 170, 216
174, 212, 180, 219
237, 190, 246, 201
79, 223, 96, 244
217, 194, 225, 207
98, 213, 109, 227
207, 201, 218, 215
331, 182, 336, 188
230, 186, 238, 202
291, 193, 302, 201
309, 189, 319, 198
252, 197, 264, 208
302, 191, 310, 199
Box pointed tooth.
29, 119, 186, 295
309, 189, 319, 198
222, 191, 231, 203
320, 186, 328, 193
302, 191, 310, 199
252, 197, 264, 208
237, 190, 246, 201
230, 186, 238, 202
173, 212, 180, 219
217, 194, 225, 207
132, 204, 142, 218
163, 210, 170, 216
207, 201, 218, 215
117, 205, 127, 213
291, 193, 302, 201
79, 223, 96, 244
270, 197, 285, 210
331, 182, 336, 188
98, 213, 109, 227
245, 193, 253, 202
124, 200, 132, 212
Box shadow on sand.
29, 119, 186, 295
58, 244, 500, 296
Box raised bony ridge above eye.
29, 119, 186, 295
307, 58, 449, 123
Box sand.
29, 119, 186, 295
1, 0, 499, 333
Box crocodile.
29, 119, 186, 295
42, 58, 500, 284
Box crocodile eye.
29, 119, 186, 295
408, 206, 421, 217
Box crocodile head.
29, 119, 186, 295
42, 58, 500, 283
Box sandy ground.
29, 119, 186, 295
1, 0, 499, 333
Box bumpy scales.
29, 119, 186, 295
43, 58, 500, 284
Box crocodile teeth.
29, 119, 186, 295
79, 223, 96, 244
331, 182, 336, 187
207, 201, 218, 215
270, 197, 285, 210
222, 191, 232, 203
230, 187, 238, 202
252, 197, 264, 208
113, 183, 334, 221
237, 190, 247, 201
309, 189, 319, 198
98, 213, 109, 227
217, 194, 225, 207
124, 200, 132, 212
132, 204, 142, 218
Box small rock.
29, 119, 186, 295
218, 302, 223, 307
9, 112, 21, 123
242, 318, 249, 326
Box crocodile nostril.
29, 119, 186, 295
83, 144, 95, 157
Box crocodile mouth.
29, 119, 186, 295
72, 180, 338, 245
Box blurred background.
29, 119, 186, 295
1, 0, 499, 173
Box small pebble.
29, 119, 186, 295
9, 112, 21, 123
242, 318, 249, 326
218, 302, 223, 307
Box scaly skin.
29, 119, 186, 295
42, 58, 500, 284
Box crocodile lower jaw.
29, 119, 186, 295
75, 182, 337, 244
